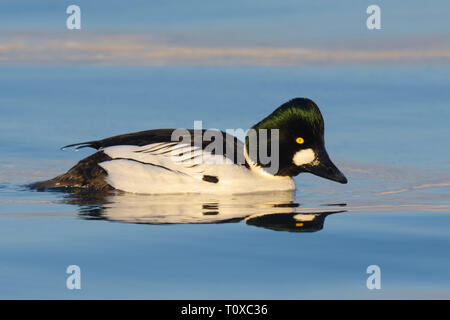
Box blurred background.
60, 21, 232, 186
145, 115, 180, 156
0, 1, 449, 299
1, 0, 450, 64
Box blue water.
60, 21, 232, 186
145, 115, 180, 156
1, 65, 449, 299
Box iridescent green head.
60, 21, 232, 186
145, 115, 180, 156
246, 98, 347, 184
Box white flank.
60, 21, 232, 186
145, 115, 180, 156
98, 143, 295, 194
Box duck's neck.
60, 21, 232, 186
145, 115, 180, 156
243, 143, 289, 179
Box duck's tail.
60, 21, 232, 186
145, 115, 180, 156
28, 151, 113, 192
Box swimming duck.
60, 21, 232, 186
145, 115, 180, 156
29, 98, 347, 194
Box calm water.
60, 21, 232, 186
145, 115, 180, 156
0, 65, 449, 299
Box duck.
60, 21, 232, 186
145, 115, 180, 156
29, 98, 347, 194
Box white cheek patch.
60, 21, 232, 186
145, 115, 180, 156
292, 148, 316, 166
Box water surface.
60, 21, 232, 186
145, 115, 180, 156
0, 65, 449, 299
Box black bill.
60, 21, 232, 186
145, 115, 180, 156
304, 148, 348, 184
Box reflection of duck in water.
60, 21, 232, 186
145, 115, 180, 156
63, 190, 345, 232
30, 98, 347, 194
245, 212, 342, 233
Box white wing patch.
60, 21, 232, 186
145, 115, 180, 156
102, 143, 232, 174
98, 143, 232, 193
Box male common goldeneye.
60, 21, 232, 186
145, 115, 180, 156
29, 98, 347, 194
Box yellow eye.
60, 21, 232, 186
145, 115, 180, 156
296, 137, 305, 144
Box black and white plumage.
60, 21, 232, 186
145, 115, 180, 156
29, 98, 347, 194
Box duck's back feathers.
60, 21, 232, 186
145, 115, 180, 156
61, 129, 180, 150
62, 129, 242, 158
30, 129, 250, 193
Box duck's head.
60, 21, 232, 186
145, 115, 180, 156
245, 98, 347, 184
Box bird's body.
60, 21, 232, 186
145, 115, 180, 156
29, 98, 347, 194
